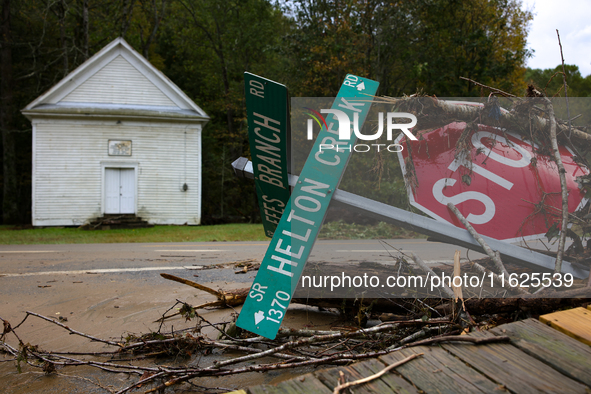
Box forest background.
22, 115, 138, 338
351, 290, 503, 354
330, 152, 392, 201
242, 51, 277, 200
2, 0, 590, 225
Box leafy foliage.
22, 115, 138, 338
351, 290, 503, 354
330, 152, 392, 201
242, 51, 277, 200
526, 64, 591, 98
1, 0, 539, 224
283, 0, 533, 97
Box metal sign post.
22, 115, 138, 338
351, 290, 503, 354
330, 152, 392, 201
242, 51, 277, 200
232, 158, 589, 280
244, 72, 291, 238
236, 75, 379, 339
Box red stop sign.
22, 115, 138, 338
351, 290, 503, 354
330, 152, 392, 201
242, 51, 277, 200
396, 121, 588, 241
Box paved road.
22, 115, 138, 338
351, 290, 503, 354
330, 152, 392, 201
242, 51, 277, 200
0, 239, 536, 392
0, 238, 484, 344
0, 238, 491, 341
0, 238, 486, 277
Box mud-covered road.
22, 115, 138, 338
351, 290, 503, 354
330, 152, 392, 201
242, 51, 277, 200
0, 239, 484, 392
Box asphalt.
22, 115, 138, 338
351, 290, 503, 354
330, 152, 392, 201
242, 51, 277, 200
0, 239, 487, 392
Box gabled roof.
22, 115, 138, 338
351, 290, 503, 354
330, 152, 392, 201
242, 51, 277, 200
23, 38, 209, 122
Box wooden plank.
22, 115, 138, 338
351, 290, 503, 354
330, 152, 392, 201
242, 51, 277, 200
314, 358, 420, 394
443, 331, 588, 393
315, 362, 391, 394
490, 318, 591, 387
248, 372, 332, 394
540, 307, 591, 346
380, 346, 505, 394
349, 358, 422, 394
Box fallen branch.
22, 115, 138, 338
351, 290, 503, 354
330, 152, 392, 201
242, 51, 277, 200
205, 323, 401, 370
157, 274, 248, 320
207, 340, 310, 362
447, 203, 510, 278
333, 353, 423, 394
386, 326, 450, 351
410, 253, 454, 298
459, 77, 517, 98
160, 273, 223, 298
381, 95, 591, 145
470, 261, 528, 296
556, 30, 572, 140
25, 311, 121, 347
541, 97, 569, 274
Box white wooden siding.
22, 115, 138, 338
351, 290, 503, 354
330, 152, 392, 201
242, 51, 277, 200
61, 55, 177, 107
32, 120, 202, 226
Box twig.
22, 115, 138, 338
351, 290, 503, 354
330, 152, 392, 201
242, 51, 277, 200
160, 273, 222, 297
470, 261, 529, 296
157, 300, 183, 331
386, 326, 450, 351
332, 353, 423, 394
144, 347, 403, 391
409, 253, 454, 298
541, 98, 569, 274
452, 250, 463, 302
459, 77, 517, 98
556, 30, 572, 139
0, 341, 19, 357
28, 352, 150, 374
56, 373, 116, 394
277, 328, 340, 337
25, 311, 121, 347
114, 371, 168, 394
205, 323, 400, 370
148, 333, 512, 390
446, 203, 510, 278
207, 340, 310, 362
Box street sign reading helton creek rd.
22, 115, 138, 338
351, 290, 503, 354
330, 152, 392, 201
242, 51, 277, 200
236, 74, 380, 339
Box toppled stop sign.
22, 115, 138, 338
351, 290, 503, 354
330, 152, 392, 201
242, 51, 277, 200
396, 121, 588, 241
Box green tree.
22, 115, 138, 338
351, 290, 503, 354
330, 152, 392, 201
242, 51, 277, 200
526, 65, 591, 98
0, 0, 535, 224
410, 0, 532, 96
159, 0, 290, 221
526, 65, 591, 129
0, 0, 173, 224
285, 0, 532, 97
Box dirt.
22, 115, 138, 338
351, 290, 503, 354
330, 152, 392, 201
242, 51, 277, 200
1, 272, 341, 393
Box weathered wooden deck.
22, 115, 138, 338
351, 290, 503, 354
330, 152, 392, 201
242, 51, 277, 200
233, 307, 591, 394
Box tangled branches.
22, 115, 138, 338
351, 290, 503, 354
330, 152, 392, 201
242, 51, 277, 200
1, 301, 496, 393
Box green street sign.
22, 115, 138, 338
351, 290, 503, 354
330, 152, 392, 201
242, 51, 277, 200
237, 74, 379, 339
244, 72, 291, 238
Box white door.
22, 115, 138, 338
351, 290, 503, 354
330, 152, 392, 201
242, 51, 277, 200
105, 168, 135, 214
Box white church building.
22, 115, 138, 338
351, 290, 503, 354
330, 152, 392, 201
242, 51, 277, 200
22, 38, 209, 226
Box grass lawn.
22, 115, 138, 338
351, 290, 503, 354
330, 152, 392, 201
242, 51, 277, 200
0, 223, 268, 245
0, 221, 421, 245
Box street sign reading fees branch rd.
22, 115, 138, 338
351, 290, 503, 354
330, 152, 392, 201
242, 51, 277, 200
244, 72, 291, 238
236, 75, 379, 339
